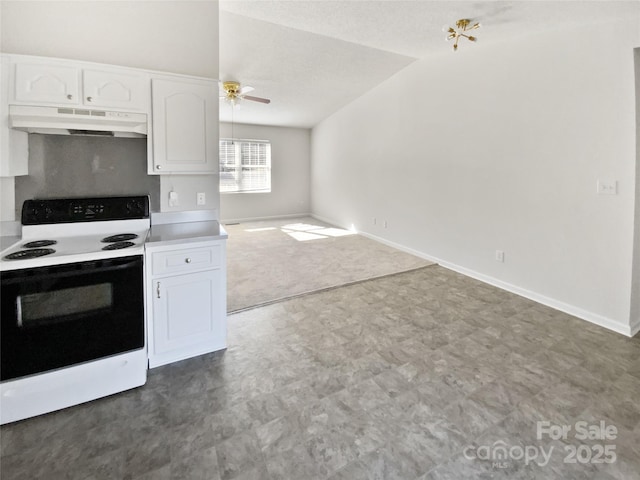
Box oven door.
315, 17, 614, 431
1, 256, 144, 381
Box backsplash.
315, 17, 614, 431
15, 134, 160, 214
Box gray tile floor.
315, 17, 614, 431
2, 266, 640, 479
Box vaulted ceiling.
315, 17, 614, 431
219, 1, 639, 128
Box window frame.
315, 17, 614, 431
219, 138, 272, 194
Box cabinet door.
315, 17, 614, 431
82, 69, 147, 110
1, 56, 28, 177
14, 63, 80, 105
152, 269, 224, 356
150, 78, 218, 174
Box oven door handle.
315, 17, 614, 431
1, 257, 142, 284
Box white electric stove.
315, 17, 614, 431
0, 196, 150, 424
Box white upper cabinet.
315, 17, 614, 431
14, 63, 79, 105
2, 54, 220, 177
12, 60, 147, 111
82, 70, 147, 110
0, 56, 27, 177
150, 77, 218, 174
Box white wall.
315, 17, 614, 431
0, 0, 219, 220
312, 19, 640, 335
220, 123, 310, 222
160, 174, 219, 214
0, 0, 218, 78
0, 177, 15, 231
631, 48, 640, 335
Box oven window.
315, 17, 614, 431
17, 283, 113, 327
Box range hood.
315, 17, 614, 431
8, 105, 147, 138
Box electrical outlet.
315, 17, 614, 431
495, 250, 504, 262
197, 192, 206, 205
597, 179, 617, 195
169, 191, 179, 207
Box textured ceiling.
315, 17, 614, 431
219, 1, 640, 128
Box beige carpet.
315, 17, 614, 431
225, 216, 434, 313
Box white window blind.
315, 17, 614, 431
219, 139, 271, 193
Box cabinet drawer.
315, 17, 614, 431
151, 245, 220, 275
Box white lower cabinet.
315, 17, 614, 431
146, 241, 226, 368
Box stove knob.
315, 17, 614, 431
126, 201, 140, 214
25, 202, 48, 222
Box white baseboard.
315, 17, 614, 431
437, 260, 634, 337
308, 213, 338, 227
359, 231, 441, 264
309, 213, 367, 232
310, 213, 635, 338
221, 212, 312, 224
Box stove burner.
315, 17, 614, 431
101, 233, 138, 243
102, 241, 135, 251
4, 248, 56, 260
23, 240, 57, 248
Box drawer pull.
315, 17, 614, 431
185, 258, 192, 264
157, 282, 161, 299
66, 94, 73, 100
87, 96, 93, 102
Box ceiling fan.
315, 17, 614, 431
220, 81, 271, 105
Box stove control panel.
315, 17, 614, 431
22, 196, 150, 225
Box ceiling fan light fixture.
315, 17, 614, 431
221, 80, 271, 106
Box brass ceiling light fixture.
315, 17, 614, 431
443, 19, 480, 51
220, 81, 271, 106
223, 81, 242, 107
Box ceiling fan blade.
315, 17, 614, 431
242, 94, 271, 104
240, 86, 255, 95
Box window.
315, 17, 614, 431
219, 139, 271, 193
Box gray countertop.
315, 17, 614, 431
1, 211, 228, 253
146, 220, 228, 247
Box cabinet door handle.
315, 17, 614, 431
67, 94, 73, 100
185, 258, 191, 264
87, 96, 93, 102
156, 165, 162, 170
156, 282, 161, 299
